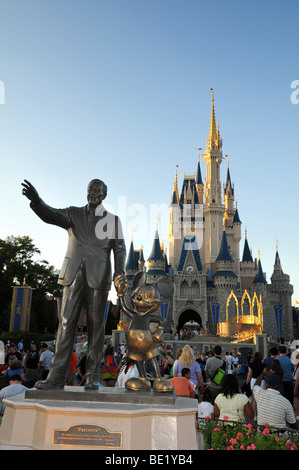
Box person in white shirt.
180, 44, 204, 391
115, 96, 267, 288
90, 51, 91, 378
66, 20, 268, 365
214, 374, 253, 423
225, 352, 233, 374
198, 387, 214, 419
253, 373, 296, 430
115, 357, 139, 388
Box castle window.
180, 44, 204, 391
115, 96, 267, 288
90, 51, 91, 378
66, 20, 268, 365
180, 280, 189, 296
180, 280, 200, 297
191, 280, 200, 296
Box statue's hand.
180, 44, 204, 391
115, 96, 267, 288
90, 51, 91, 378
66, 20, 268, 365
21, 180, 40, 204
114, 274, 127, 297
152, 325, 164, 343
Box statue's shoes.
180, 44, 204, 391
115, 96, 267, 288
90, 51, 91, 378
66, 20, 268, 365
35, 380, 64, 390
153, 378, 174, 393
84, 380, 99, 390
125, 377, 151, 391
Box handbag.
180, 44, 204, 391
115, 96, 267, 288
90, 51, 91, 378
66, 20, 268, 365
210, 361, 226, 385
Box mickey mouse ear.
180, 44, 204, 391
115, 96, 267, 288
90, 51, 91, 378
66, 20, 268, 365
132, 271, 147, 290
156, 276, 174, 298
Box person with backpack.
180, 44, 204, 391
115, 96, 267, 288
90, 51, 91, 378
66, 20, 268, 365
205, 345, 226, 403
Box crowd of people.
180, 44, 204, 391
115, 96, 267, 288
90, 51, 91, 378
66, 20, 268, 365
0, 340, 54, 415
1, 338, 299, 434
195, 344, 299, 432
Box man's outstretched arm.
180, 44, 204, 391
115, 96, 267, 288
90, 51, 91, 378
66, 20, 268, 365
22, 179, 71, 229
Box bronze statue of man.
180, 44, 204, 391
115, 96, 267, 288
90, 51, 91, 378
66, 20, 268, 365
21, 179, 126, 390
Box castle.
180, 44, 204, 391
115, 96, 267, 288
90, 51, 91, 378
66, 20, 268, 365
123, 91, 294, 342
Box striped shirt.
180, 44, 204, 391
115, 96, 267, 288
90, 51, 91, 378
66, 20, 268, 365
253, 385, 296, 429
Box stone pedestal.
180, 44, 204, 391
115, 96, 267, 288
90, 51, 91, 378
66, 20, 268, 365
0, 387, 200, 450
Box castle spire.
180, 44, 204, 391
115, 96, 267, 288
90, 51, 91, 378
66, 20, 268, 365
209, 88, 217, 143
170, 165, 179, 205
174, 165, 179, 202
242, 229, 253, 262
207, 88, 222, 151
216, 227, 234, 262
254, 249, 267, 284
273, 239, 283, 275
196, 149, 203, 185
148, 228, 164, 261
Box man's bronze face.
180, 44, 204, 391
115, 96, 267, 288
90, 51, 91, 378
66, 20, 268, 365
87, 180, 107, 208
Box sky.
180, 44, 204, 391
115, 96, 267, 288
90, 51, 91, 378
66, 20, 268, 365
0, 0, 298, 304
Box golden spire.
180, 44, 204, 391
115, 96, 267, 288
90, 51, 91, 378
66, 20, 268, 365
209, 88, 217, 143
173, 165, 179, 202
131, 228, 136, 242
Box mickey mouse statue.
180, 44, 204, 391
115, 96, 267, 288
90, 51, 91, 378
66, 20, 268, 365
114, 271, 174, 393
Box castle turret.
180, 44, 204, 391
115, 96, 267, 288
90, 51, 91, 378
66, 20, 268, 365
147, 228, 167, 281
232, 205, 241, 277
196, 149, 204, 204
213, 227, 238, 289
169, 164, 203, 273
223, 158, 234, 225
203, 89, 225, 274
240, 230, 256, 289
253, 251, 267, 285
268, 244, 293, 339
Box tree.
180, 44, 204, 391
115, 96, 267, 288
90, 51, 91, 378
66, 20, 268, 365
0, 235, 62, 333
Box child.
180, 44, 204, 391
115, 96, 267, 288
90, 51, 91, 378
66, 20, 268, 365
198, 387, 214, 419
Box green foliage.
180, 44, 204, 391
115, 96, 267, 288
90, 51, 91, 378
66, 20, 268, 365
197, 418, 299, 450
0, 235, 62, 333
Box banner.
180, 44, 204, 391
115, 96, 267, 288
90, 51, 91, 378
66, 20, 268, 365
211, 302, 220, 333
160, 301, 169, 330
273, 305, 283, 339
9, 286, 33, 332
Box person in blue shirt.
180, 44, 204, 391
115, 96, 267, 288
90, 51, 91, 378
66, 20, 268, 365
263, 347, 279, 372
0, 375, 28, 416
4, 358, 34, 388
276, 345, 295, 405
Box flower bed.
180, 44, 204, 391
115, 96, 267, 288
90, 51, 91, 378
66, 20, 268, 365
197, 417, 299, 450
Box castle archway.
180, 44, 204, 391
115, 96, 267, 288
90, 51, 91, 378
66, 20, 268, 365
176, 308, 203, 334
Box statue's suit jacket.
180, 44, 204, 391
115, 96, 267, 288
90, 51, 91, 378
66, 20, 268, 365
30, 199, 126, 290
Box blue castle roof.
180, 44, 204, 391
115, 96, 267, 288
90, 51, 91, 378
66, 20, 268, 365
216, 229, 234, 262
171, 190, 179, 205
125, 241, 139, 270
179, 178, 200, 208
196, 160, 203, 185
148, 230, 165, 261
254, 258, 267, 284
178, 235, 203, 272
242, 238, 253, 262
233, 208, 241, 224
